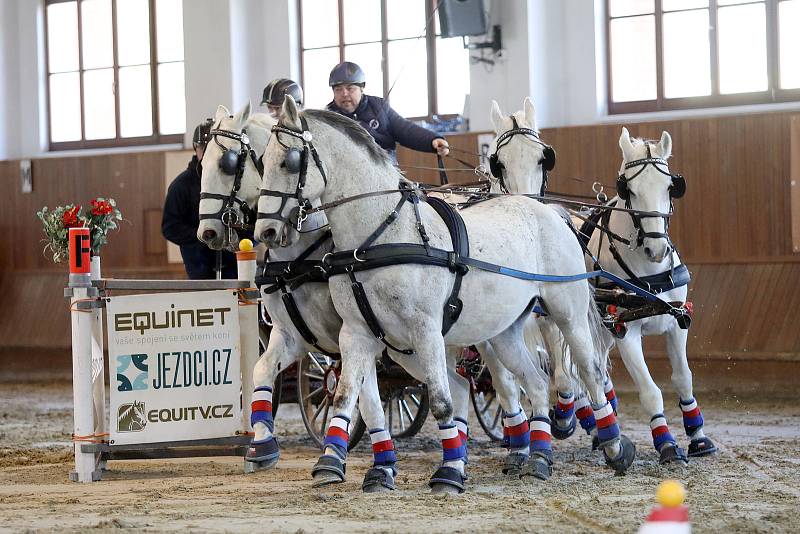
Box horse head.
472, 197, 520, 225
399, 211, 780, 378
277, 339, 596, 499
198, 102, 274, 251
617, 127, 685, 263
488, 97, 555, 196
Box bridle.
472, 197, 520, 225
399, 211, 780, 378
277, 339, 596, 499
257, 116, 328, 232
616, 143, 686, 249
489, 116, 556, 196
198, 122, 264, 234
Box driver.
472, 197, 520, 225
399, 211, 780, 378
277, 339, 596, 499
162, 119, 238, 279
326, 61, 449, 163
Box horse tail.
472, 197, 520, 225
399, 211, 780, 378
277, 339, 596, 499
586, 285, 612, 375
522, 318, 550, 375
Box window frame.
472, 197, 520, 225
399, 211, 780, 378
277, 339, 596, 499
44, 0, 184, 151
606, 0, 800, 114
298, 0, 461, 120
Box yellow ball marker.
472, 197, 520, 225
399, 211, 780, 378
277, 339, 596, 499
656, 479, 686, 508
239, 239, 254, 252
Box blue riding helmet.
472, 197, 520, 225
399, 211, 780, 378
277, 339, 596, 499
329, 61, 366, 87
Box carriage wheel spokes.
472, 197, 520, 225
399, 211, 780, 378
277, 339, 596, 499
297, 352, 365, 450
383, 384, 429, 439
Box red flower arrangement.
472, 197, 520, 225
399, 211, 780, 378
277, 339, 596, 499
37, 197, 123, 263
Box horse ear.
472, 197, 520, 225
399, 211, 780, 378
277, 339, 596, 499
658, 130, 672, 159
234, 101, 251, 127
215, 105, 230, 121
619, 127, 635, 160
523, 97, 538, 130
490, 100, 505, 133
282, 94, 301, 129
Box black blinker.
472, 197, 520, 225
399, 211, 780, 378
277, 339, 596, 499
284, 147, 303, 174
219, 149, 240, 175
541, 146, 556, 172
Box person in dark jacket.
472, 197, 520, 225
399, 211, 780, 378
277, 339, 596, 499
162, 119, 238, 279
326, 61, 449, 162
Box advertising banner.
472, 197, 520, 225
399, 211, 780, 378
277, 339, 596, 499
107, 290, 243, 445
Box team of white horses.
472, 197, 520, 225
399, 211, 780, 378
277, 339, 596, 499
197, 95, 715, 494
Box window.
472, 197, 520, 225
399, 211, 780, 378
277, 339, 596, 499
299, 0, 470, 118
606, 0, 800, 113
45, 0, 185, 149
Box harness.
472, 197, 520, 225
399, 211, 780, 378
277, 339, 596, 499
263, 118, 694, 353
255, 229, 338, 358
199, 123, 263, 233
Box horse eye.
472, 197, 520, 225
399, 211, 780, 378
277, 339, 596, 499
280, 161, 286, 169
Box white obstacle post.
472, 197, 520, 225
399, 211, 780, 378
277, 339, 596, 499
67, 228, 100, 482
90, 255, 107, 472
236, 245, 259, 474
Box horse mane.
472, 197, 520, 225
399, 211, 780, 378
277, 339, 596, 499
245, 112, 275, 152
302, 108, 392, 166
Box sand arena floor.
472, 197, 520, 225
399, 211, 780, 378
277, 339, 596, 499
1, 350, 798, 533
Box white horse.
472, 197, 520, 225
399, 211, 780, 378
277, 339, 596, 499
255, 97, 635, 493
197, 103, 475, 492
491, 102, 716, 463
487, 98, 621, 451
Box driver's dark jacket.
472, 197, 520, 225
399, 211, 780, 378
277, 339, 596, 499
327, 94, 443, 161
161, 156, 237, 279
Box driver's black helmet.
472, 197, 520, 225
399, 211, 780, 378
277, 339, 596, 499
192, 118, 213, 148
261, 78, 304, 106
328, 61, 366, 87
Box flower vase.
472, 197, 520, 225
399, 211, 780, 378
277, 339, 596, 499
90, 255, 102, 281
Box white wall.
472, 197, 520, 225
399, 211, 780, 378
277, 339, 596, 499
0, 0, 20, 160
1, 0, 799, 159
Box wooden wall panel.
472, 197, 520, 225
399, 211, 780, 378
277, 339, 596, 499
400, 111, 800, 263
0, 151, 172, 273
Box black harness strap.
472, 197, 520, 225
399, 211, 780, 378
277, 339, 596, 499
595, 263, 690, 294
278, 281, 338, 358
347, 269, 414, 355
255, 230, 339, 358
427, 196, 470, 336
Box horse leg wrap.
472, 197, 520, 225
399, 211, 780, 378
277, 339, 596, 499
454, 417, 469, 464
575, 395, 597, 437
604, 378, 618, 413
251, 386, 275, 435
439, 423, 467, 465
680, 398, 717, 456
503, 409, 530, 452
550, 391, 577, 440
323, 415, 350, 458
593, 402, 620, 449
369, 429, 397, 470
650, 414, 687, 465
521, 417, 553, 481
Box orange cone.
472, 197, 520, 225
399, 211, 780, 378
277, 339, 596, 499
637, 480, 691, 534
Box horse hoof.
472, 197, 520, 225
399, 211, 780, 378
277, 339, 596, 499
245, 437, 280, 467
604, 434, 636, 475
428, 466, 466, 494
362, 466, 396, 493
430, 483, 463, 495
549, 408, 577, 440
688, 437, 718, 457
501, 452, 528, 476
311, 454, 346, 488
658, 443, 688, 466
520, 453, 552, 481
